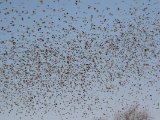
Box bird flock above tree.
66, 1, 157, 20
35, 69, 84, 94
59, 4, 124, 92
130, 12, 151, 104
0, 0, 160, 120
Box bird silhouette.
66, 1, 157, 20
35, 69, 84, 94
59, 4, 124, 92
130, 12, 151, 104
0, 0, 160, 120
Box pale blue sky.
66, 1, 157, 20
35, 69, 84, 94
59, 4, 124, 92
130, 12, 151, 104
0, 0, 160, 120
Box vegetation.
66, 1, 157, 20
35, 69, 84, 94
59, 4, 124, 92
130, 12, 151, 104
94, 105, 151, 120
114, 105, 151, 120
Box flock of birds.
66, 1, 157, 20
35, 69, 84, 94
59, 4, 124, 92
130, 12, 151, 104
0, 0, 160, 120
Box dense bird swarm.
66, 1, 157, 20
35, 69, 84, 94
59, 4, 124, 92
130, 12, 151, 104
0, 0, 160, 120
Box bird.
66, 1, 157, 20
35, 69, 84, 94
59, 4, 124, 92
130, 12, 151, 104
0, 0, 159, 120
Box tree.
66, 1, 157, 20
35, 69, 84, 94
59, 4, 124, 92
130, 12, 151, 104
114, 105, 151, 120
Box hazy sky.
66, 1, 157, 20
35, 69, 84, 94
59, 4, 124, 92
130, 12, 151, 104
0, 0, 160, 120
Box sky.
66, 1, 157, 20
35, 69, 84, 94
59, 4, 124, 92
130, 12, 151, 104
0, 0, 160, 120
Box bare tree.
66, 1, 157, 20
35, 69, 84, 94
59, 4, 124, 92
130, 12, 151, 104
114, 105, 151, 120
